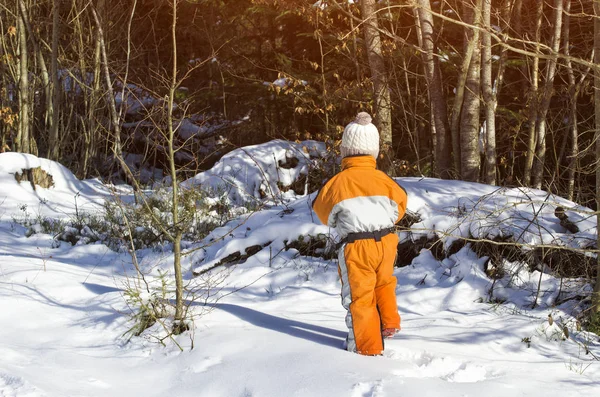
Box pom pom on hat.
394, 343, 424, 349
340, 112, 379, 159
354, 112, 372, 126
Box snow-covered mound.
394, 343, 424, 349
0, 152, 113, 220
192, 173, 596, 274
401, 178, 596, 249
183, 139, 327, 205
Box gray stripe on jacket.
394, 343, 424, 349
327, 195, 399, 238
338, 244, 356, 353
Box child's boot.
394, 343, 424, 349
382, 328, 399, 339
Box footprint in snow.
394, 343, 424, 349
187, 356, 223, 373
87, 377, 111, 389
0, 372, 43, 397
351, 380, 383, 397
390, 351, 496, 383
240, 388, 253, 397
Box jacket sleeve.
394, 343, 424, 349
390, 181, 407, 224
312, 182, 334, 226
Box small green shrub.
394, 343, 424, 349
102, 186, 232, 251
11, 202, 107, 246
586, 312, 600, 335
123, 271, 171, 339
12, 185, 242, 252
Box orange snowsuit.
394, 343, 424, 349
313, 155, 407, 355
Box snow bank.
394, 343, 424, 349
0, 152, 113, 220
400, 178, 596, 250
183, 139, 327, 206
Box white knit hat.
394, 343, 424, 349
340, 112, 380, 159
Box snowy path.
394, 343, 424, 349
2, 234, 598, 397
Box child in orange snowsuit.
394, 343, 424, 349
313, 112, 407, 356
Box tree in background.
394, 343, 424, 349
456, 0, 482, 182
593, 0, 600, 318
15, 0, 35, 154
413, 0, 451, 178
360, 0, 394, 175
531, 0, 563, 189
1, 0, 600, 205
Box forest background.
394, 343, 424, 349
2, 0, 600, 318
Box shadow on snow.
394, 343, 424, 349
207, 302, 346, 349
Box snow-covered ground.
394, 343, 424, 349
1, 144, 599, 397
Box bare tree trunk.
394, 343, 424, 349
410, 6, 424, 168
532, 0, 563, 189
0, 16, 6, 151
349, 2, 362, 99
449, 0, 480, 177
167, 0, 185, 328
481, 0, 496, 185
562, 0, 578, 201
91, 4, 123, 160
513, 0, 524, 82
414, 4, 433, 164
361, 0, 394, 175
513, 0, 525, 182
414, 0, 452, 178
459, 0, 482, 182
316, 10, 329, 135
88, 0, 105, 175
495, 0, 511, 147
523, 0, 543, 186
16, 5, 31, 154
495, 0, 511, 97
70, 0, 91, 177
49, 0, 61, 160
592, 0, 600, 316
18, 0, 50, 156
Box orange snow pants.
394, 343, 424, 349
338, 232, 400, 355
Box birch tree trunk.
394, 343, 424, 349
481, 0, 496, 185
18, 0, 51, 156
50, 0, 61, 160
412, 5, 428, 166
167, 0, 185, 328
532, 0, 563, 189
361, 0, 394, 175
523, 0, 543, 186
16, 6, 31, 154
70, 0, 91, 177
592, 0, 600, 316
449, 0, 480, 176
91, 4, 123, 160
88, 0, 105, 175
496, 0, 511, 179
414, 0, 452, 178
348, 2, 362, 99
562, 0, 579, 201
0, 17, 6, 151
459, 0, 482, 182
